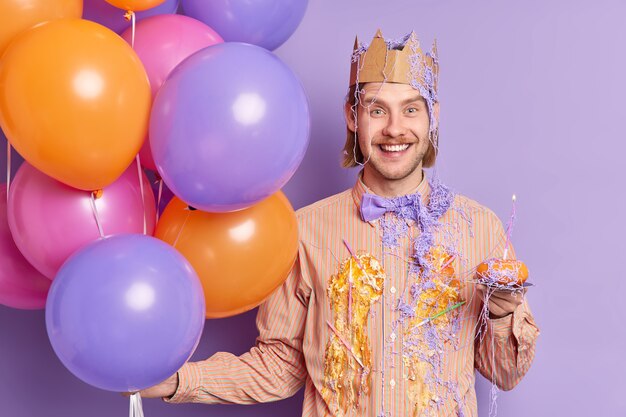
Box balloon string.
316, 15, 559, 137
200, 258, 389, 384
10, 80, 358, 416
89, 192, 105, 238
6, 141, 11, 204
135, 155, 147, 235
156, 178, 163, 223
124, 10, 137, 49
126, 10, 144, 235
172, 210, 191, 248
129, 393, 144, 417
131, 11, 136, 48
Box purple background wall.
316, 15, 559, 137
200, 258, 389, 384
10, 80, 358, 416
2, 0, 625, 416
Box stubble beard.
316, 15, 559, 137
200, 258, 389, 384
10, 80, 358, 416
366, 136, 428, 181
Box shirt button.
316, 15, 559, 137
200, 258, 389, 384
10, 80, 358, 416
389, 379, 396, 388
390, 286, 396, 294
390, 333, 396, 341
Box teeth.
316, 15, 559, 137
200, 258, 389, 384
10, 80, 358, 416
380, 144, 409, 152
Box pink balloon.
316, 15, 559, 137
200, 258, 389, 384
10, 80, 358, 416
0, 184, 50, 309
8, 163, 156, 279
138, 137, 159, 172
121, 14, 223, 171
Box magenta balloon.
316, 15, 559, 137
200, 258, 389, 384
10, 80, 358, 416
121, 14, 222, 97
82, 0, 179, 34
121, 14, 223, 171
8, 163, 156, 279
150, 42, 310, 212
138, 140, 158, 172
0, 185, 50, 309
46, 234, 205, 392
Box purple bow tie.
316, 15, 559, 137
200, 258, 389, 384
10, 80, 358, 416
360, 192, 423, 222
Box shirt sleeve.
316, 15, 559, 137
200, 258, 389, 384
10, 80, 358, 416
474, 300, 540, 390
473, 209, 540, 390
164, 250, 311, 404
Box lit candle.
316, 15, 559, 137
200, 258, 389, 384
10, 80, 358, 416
502, 194, 516, 261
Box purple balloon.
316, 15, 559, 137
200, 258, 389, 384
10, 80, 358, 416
150, 42, 310, 212
83, 0, 179, 34
46, 234, 205, 392
8, 163, 156, 279
181, 0, 307, 50
0, 185, 50, 310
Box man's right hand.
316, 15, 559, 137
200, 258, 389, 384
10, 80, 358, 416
122, 373, 179, 399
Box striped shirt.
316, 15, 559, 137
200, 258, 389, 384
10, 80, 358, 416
167, 173, 540, 416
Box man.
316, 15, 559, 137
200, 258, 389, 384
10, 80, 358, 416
138, 30, 539, 416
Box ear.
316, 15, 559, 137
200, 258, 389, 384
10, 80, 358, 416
344, 101, 356, 133
432, 101, 440, 130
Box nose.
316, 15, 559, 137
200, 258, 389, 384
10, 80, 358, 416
382, 112, 407, 138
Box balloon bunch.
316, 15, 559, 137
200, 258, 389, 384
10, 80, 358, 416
0, 0, 309, 405
81, 0, 308, 51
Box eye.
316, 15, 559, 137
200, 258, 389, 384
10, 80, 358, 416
370, 108, 385, 116
406, 107, 418, 114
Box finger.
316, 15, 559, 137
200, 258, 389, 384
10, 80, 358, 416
475, 284, 488, 298
492, 294, 524, 308
489, 306, 507, 317
489, 292, 518, 303
491, 288, 526, 301
488, 303, 509, 318
489, 297, 508, 311
490, 297, 519, 314
489, 295, 523, 315
493, 287, 527, 296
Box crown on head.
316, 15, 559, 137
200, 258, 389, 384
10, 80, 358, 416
349, 29, 439, 104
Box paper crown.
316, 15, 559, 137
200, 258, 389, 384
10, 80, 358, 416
349, 29, 439, 103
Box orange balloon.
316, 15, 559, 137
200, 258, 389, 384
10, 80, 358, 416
104, 0, 166, 12
0, 19, 150, 191
0, 0, 82, 56
155, 192, 299, 319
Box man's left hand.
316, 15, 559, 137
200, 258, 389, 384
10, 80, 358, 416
121, 373, 179, 399
476, 284, 527, 319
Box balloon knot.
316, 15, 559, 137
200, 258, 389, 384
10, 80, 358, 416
92, 189, 104, 199
124, 10, 135, 21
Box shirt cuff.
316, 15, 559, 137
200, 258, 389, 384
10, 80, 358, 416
163, 362, 202, 404
489, 313, 513, 338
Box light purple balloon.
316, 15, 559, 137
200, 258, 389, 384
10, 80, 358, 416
181, 0, 308, 50
46, 234, 205, 392
8, 163, 156, 279
150, 42, 310, 212
83, 0, 179, 34
0, 185, 50, 310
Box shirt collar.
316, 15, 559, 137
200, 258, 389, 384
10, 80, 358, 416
351, 170, 431, 226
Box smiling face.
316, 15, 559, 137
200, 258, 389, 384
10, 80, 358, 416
345, 82, 439, 194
